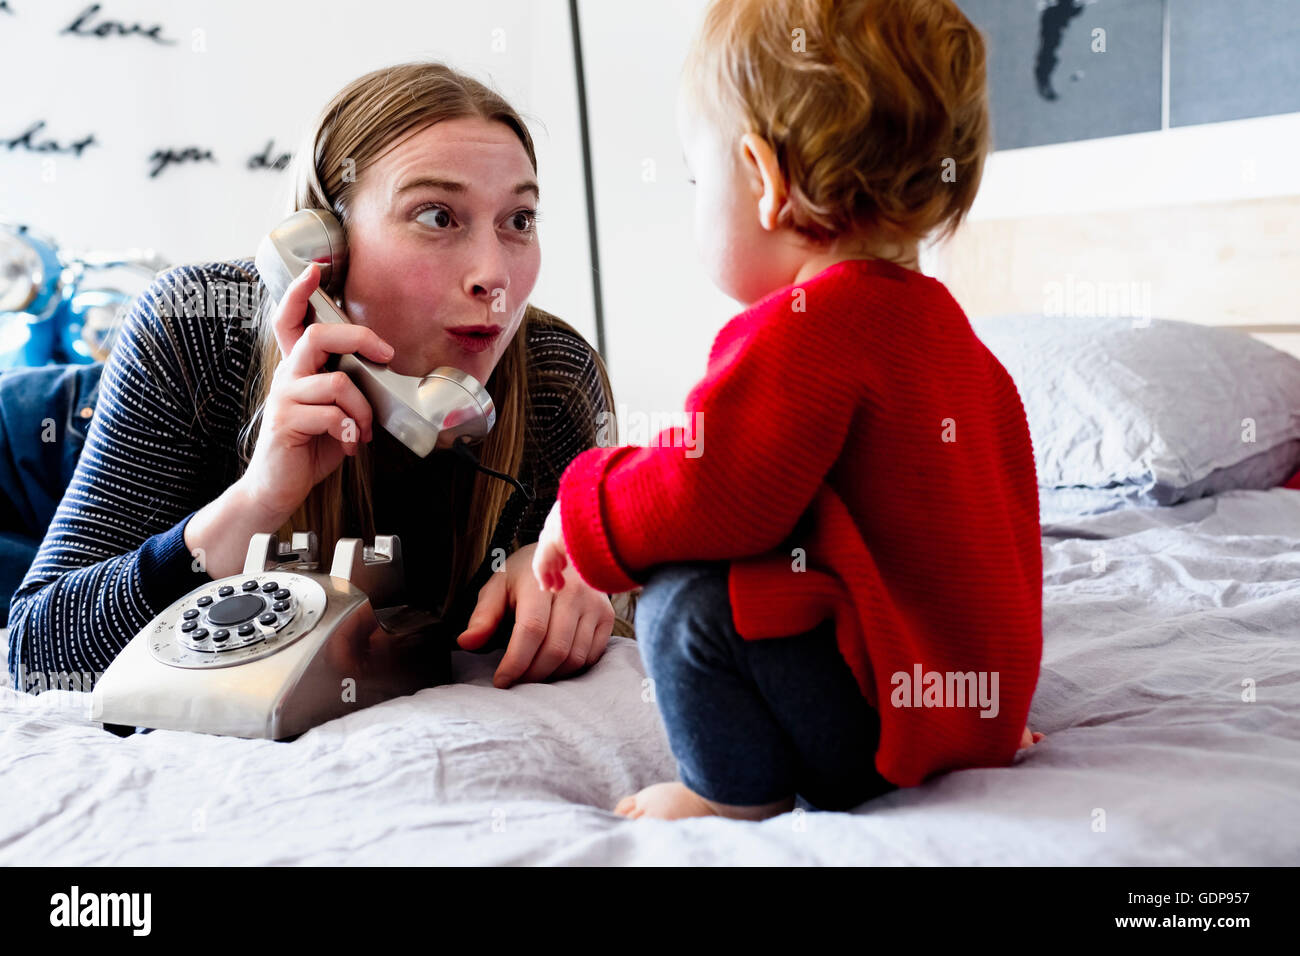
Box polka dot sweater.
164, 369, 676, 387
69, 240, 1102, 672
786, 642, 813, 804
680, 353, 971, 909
6, 258, 609, 693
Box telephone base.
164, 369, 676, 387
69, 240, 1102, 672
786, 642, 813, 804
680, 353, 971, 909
91, 532, 451, 740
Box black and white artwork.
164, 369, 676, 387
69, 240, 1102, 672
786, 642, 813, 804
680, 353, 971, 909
1169, 0, 1300, 127
961, 0, 1300, 150
958, 0, 1164, 150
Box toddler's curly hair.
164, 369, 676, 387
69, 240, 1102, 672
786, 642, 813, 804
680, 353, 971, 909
682, 0, 990, 244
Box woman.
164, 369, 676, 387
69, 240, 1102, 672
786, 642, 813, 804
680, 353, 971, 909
7, 61, 620, 695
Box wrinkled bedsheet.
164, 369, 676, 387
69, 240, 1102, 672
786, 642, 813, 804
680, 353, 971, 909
3, 488, 1299, 864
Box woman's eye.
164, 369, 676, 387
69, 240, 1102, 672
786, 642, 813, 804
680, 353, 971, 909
510, 210, 540, 233
687, 177, 696, 186
414, 205, 539, 234
415, 205, 454, 229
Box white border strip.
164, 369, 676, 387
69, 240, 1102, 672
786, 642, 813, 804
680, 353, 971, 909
969, 111, 1300, 220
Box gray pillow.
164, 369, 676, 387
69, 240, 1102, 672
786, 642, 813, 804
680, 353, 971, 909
971, 315, 1300, 505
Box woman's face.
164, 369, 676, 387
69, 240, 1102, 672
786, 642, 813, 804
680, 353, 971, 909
341, 116, 541, 385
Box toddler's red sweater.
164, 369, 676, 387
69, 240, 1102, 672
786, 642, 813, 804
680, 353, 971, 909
558, 258, 1042, 788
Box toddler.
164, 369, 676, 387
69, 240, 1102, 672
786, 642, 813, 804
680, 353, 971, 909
534, 0, 1043, 820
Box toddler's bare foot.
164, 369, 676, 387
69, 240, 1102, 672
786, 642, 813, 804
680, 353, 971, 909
613, 782, 795, 821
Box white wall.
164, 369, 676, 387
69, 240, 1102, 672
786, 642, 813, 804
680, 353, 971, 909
578, 0, 737, 427
17, 2, 1284, 426
0, 0, 598, 345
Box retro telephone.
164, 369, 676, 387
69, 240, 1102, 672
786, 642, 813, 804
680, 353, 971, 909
91, 531, 451, 739
90, 210, 536, 739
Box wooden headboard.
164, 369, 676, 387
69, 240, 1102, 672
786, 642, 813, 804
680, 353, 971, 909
930, 193, 1300, 355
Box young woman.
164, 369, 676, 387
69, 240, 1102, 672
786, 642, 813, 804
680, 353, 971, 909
7, 61, 620, 695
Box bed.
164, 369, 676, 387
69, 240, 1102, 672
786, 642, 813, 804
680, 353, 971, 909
4, 482, 1299, 863
6, 306, 1300, 864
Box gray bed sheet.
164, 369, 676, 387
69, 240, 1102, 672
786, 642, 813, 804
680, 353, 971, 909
2, 488, 1298, 865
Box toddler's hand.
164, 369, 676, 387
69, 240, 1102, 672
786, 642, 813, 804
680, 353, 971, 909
532, 500, 569, 592
1018, 725, 1045, 750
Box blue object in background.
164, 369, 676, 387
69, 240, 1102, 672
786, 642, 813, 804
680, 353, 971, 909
0, 221, 164, 624
0, 362, 104, 626
0, 219, 166, 370
0, 222, 67, 368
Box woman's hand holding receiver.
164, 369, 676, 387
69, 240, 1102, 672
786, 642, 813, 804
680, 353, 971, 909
184, 262, 394, 580
241, 261, 394, 517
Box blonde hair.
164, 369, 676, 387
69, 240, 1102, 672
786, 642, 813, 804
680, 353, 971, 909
238, 61, 611, 614
682, 0, 990, 245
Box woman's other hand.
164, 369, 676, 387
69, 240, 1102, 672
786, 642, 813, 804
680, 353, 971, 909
458, 541, 614, 688
532, 500, 569, 592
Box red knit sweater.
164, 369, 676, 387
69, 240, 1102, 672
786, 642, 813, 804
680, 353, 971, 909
559, 258, 1042, 788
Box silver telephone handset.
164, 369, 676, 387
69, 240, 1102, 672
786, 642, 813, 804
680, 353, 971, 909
254, 208, 496, 458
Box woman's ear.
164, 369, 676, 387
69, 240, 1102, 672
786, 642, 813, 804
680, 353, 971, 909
740, 132, 789, 233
